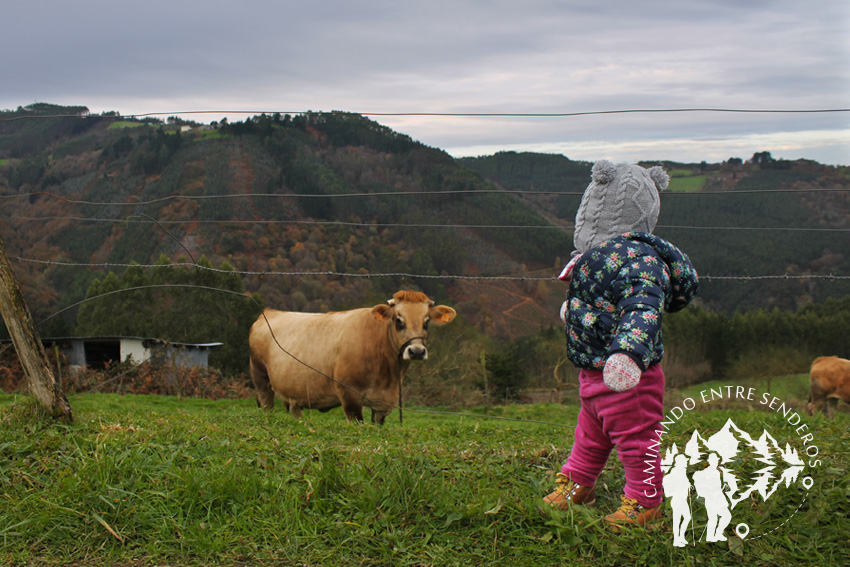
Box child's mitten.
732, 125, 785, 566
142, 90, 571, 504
603, 353, 641, 392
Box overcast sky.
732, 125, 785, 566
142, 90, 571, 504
3, 1, 848, 165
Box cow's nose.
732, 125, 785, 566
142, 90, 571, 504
404, 344, 428, 360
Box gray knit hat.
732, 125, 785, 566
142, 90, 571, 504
573, 160, 669, 253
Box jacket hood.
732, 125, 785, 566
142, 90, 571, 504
623, 232, 699, 312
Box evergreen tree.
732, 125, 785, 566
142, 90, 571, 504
75, 258, 262, 374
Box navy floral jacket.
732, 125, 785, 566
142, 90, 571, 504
564, 232, 699, 371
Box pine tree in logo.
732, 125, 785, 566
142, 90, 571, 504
662, 419, 807, 546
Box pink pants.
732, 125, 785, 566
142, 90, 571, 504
561, 364, 665, 508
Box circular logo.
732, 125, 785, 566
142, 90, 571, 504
652, 385, 818, 547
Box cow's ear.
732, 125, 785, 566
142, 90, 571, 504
372, 304, 394, 321
430, 305, 457, 324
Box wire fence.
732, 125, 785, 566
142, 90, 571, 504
3, 106, 849, 122
4, 186, 850, 282
9, 256, 850, 283
2, 106, 849, 424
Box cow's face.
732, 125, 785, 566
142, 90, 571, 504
372, 292, 456, 360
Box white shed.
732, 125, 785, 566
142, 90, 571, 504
47, 336, 223, 370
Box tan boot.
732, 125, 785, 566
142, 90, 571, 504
605, 495, 663, 531
543, 472, 596, 511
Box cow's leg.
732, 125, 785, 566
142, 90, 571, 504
370, 408, 387, 425
289, 405, 303, 419
370, 407, 390, 426
825, 397, 838, 418
809, 382, 828, 415
340, 395, 364, 422
250, 359, 275, 410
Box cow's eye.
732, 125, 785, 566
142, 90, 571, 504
395, 317, 405, 331
423, 319, 430, 330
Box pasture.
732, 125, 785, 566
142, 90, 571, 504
106, 121, 146, 129
667, 174, 706, 193
1, 378, 848, 567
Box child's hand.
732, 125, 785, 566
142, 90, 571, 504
603, 353, 641, 392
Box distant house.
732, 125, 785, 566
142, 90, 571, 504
41, 337, 223, 371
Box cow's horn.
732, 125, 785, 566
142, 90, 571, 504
387, 298, 396, 306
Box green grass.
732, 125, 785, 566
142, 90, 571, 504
668, 175, 706, 193
107, 121, 146, 129
677, 373, 812, 405
1, 393, 847, 566
195, 128, 223, 140
667, 169, 695, 177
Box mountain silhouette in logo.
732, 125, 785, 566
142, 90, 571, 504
664, 419, 806, 509
706, 418, 772, 464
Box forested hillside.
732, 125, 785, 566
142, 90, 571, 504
0, 104, 573, 346
2, 103, 849, 383
461, 151, 850, 313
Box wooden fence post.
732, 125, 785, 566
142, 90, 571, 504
0, 234, 73, 420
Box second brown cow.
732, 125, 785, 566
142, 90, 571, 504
248, 290, 456, 424
808, 355, 850, 417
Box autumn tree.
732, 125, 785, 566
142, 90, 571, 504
76, 257, 263, 374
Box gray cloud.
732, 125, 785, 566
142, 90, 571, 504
2, 0, 848, 164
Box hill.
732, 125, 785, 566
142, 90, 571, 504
460, 151, 850, 313
2, 103, 849, 360
0, 104, 573, 344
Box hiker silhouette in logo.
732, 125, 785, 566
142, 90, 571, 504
663, 453, 692, 547
692, 452, 732, 542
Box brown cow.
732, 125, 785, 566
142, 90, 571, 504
248, 290, 456, 424
807, 356, 850, 417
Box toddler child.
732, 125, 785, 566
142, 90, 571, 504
543, 160, 699, 529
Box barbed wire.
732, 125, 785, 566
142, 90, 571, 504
3, 215, 850, 233
3, 112, 849, 286
3, 107, 850, 122
33, 281, 571, 427
3, 177, 847, 283
3, 104, 848, 425
40, 284, 387, 407
11, 256, 850, 282
2, 215, 565, 230
3, 186, 849, 281
2, 187, 849, 208
10, 256, 556, 281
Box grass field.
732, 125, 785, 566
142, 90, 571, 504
107, 121, 146, 129
1, 386, 848, 566
668, 174, 706, 193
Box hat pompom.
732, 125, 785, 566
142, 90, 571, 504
591, 159, 616, 185
648, 166, 669, 192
